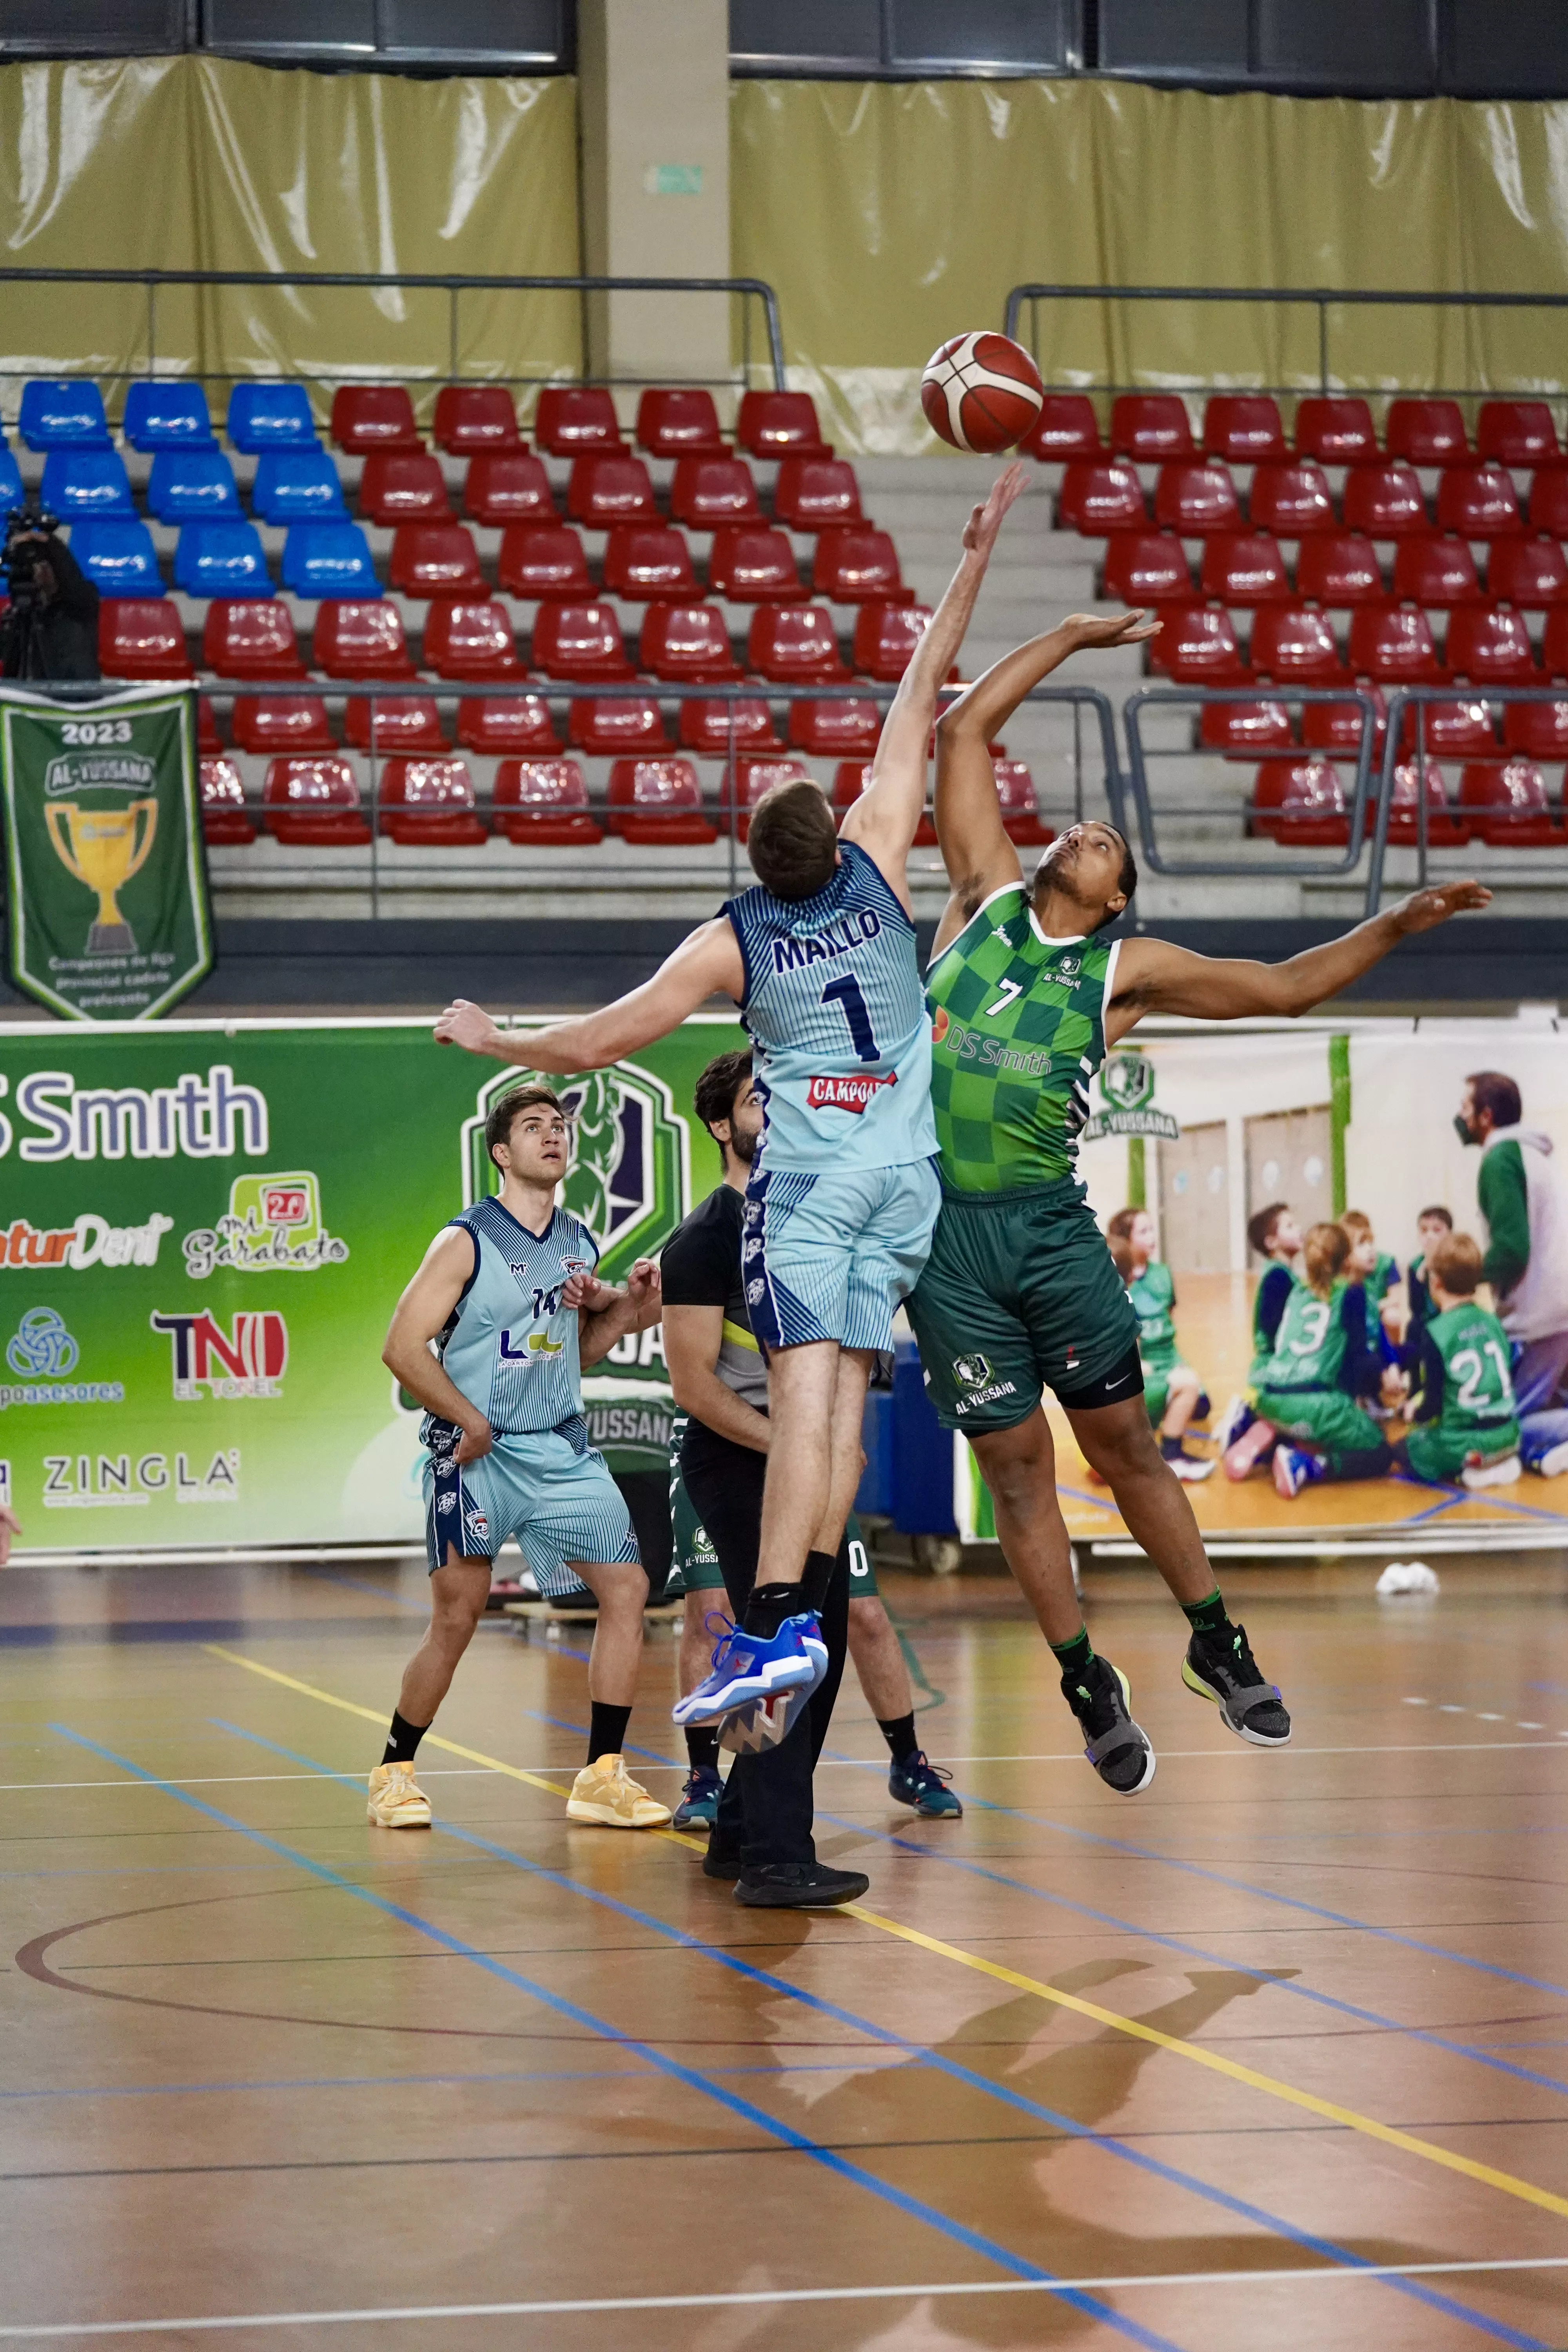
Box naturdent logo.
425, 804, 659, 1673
183, 1171, 349, 1279
0, 1213, 172, 1270
151, 1309, 288, 1400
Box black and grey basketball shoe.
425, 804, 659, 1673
1181, 1621, 1292, 1745
1063, 1653, 1157, 1794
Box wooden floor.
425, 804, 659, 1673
4, 1555, 1568, 2349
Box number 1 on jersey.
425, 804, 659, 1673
821, 972, 879, 1063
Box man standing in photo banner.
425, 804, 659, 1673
0, 683, 212, 1019
1458, 1070, 1568, 1475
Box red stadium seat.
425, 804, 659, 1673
99, 597, 193, 680
606, 756, 717, 844
1459, 757, 1561, 844
231, 693, 334, 754
388, 523, 484, 597
788, 697, 880, 757
1058, 460, 1148, 534
1019, 394, 1102, 461
1477, 401, 1560, 468
1544, 608, 1568, 677
1489, 539, 1568, 608
203, 599, 307, 681
1102, 534, 1194, 604
312, 599, 415, 681
678, 697, 782, 757
1386, 757, 1469, 845
602, 524, 697, 601
812, 528, 912, 605
1445, 604, 1539, 685
434, 385, 520, 455
1150, 606, 1249, 683
1203, 396, 1287, 463
533, 601, 633, 681
1301, 686, 1387, 759
457, 695, 559, 754
1249, 462, 1335, 537
497, 523, 591, 601
1198, 699, 1294, 755
831, 758, 933, 846
707, 525, 804, 602
636, 388, 725, 458
331, 385, 420, 454
359, 452, 449, 525
1399, 699, 1496, 757
377, 755, 488, 845
262, 754, 370, 845
200, 754, 254, 844
463, 452, 555, 526
1342, 465, 1428, 537
1294, 397, 1378, 463
1249, 605, 1343, 683
1436, 464, 1523, 540
1386, 399, 1468, 467
1111, 395, 1194, 461
197, 697, 222, 752
1347, 605, 1446, 684
1199, 534, 1291, 605
567, 695, 670, 756
749, 604, 849, 684
565, 454, 658, 528
1529, 469, 1568, 537
1503, 698, 1568, 757
992, 759, 1053, 845
1295, 534, 1384, 605
640, 603, 741, 683
1391, 537, 1482, 607
344, 695, 448, 752
853, 603, 934, 682
725, 756, 817, 842
534, 387, 623, 457
1154, 463, 1243, 535
423, 599, 522, 681
771, 457, 860, 532
736, 390, 830, 461
1250, 757, 1349, 844
671, 456, 762, 528
493, 757, 602, 845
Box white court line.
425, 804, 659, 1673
2, 2257, 1566, 2336
0, 1771, 514, 1794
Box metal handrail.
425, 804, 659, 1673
1122, 685, 1383, 877
1363, 685, 1568, 916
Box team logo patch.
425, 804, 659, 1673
953, 1352, 994, 1389
746, 1278, 765, 1305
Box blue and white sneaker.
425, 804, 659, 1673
888, 1752, 963, 1817
671, 1612, 826, 1728
1212, 1394, 1254, 1454
671, 1765, 722, 1829
1272, 1443, 1325, 1500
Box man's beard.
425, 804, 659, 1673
731, 1125, 759, 1165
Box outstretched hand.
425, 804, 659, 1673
435, 998, 505, 1056
1392, 879, 1492, 933
1061, 609, 1163, 648
962, 463, 1029, 560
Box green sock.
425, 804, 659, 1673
1050, 1627, 1093, 1677
1183, 1587, 1229, 1637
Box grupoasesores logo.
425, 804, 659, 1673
7, 1307, 78, 1378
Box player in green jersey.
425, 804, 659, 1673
1399, 1230, 1521, 1488
1105, 1206, 1212, 1481
909, 606, 1490, 1792
1248, 1221, 1398, 1498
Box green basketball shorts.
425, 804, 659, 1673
1254, 1387, 1383, 1461
668, 1464, 877, 1598
1404, 1421, 1519, 1485
907, 1178, 1141, 1436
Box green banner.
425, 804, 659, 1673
0, 1015, 742, 1556
1, 684, 212, 1020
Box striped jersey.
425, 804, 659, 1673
723, 839, 935, 1173
436, 1196, 599, 1437
926, 885, 1120, 1194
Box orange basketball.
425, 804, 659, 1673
921, 332, 1044, 454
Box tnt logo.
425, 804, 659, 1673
151, 1310, 288, 1400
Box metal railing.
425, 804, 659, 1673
1364, 686, 1568, 915
1122, 685, 1385, 878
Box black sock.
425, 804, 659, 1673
801, 1548, 837, 1610
381, 1709, 428, 1766
684, 1724, 720, 1773
1182, 1587, 1229, 1637
878, 1711, 918, 1764
1160, 1434, 1186, 1460
742, 1580, 800, 1639
587, 1701, 631, 1764
1049, 1627, 1094, 1679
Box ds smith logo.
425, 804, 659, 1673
152, 1309, 288, 1400
0, 1066, 267, 1163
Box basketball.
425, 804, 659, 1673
920, 330, 1044, 452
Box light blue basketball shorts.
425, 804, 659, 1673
422, 1414, 639, 1593
741, 1156, 942, 1354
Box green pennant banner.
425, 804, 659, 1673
1, 684, 213, 1020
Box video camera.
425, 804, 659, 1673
3, 503, 62, 608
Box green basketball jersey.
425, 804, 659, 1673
926, 887, 1119, 1194
1261, 1279, 1349, 1394
1129, 1258, 1178, 1368
1426, 1302, 1518, 1443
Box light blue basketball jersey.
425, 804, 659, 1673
437, 1196, 600, 1436
723, 839, 936, 1174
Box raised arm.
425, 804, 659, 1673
1105, 880, 1490, 1042
433, 918, 744, 1074
839, 463, 1027, 909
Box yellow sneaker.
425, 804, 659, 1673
566, 1753, 671, 1829
367, 1760, 432, 1829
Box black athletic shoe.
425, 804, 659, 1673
734, 1862, 869, 1908
1182, 1622, 1291, 1746
1063, 1653, 1156, 1794
702, 1839, 742, 1882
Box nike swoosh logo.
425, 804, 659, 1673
1104, 1373, 1131, 1390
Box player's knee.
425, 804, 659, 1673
977, 1425, 1053, 1513
1078, 1406, 1163, 1476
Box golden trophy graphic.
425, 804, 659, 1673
44, 797, 157, 956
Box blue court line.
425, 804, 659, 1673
1406, 1492, 1471, 1524
209, 1719, 1552, 2352
0, 2058, 908, 2105
1388, 1470, 1568, 1527
45, 1724, 1180, 2352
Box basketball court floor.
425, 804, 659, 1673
3, 1552, 1566, 2348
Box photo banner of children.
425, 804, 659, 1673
955, 1016, 1568, 1550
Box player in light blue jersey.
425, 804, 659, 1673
369, 1084, 670, 1835
435, 466, 1027, 1739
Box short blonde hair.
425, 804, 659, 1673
1303, 1221, 1350, 1299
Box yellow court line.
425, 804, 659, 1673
204, 1644, 1568, 2224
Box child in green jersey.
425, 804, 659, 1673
1105, 1208, 1213, 1482
1232, 1222, 1397, 1499
1216, 1201, 1303, 1463
1399, 1230, 1521, 1488
1402, 1203, 1454, 1372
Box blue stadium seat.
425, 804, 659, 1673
19, 380, 111, 451
122, 382, 216, 451
147, 450, 241, 523
174, 520, 271, 597
0, 446, 22, 514
226, 384, 319, 455
68, 519, 162, 597
40, 450, 133, 517
279, 521, 378, 598
252, 450, 347, 525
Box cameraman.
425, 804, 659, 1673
2, 520, 100, 681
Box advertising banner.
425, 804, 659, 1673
1, 684, 212, 1020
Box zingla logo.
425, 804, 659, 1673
152, 1310, 288, 1400
462, 1059, 690, 1283
183, 1172, 348, 1279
